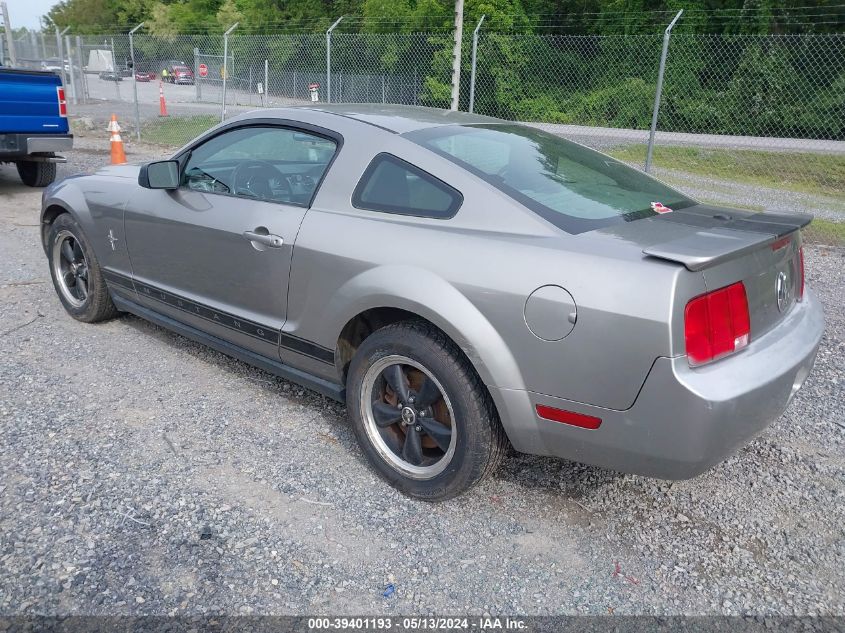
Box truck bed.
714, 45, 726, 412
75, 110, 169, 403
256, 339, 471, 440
0, 68, 70, 134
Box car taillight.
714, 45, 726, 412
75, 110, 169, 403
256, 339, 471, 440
684, 281, 750, 366
57, 86, 67, 117
797, 246, 805, 301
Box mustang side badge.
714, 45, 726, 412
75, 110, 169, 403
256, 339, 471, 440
651, 201, 673, 214
107, 229, 119, 250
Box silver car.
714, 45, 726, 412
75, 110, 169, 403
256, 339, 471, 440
40, 105, 824, 500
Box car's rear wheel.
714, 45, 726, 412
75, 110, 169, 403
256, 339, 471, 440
346, 321, 507, 501
17, 160, 56, 187
47, 214, 118, 323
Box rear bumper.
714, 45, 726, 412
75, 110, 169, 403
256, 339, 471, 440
491, 289, 824, 479
0, 133, 73, 159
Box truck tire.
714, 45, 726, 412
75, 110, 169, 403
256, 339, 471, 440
346, 321, 508, 501
17, 160, 57, 187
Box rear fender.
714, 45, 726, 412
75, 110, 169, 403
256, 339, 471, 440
325, 264, 527, 393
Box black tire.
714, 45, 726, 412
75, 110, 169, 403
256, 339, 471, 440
346, 321, 508, 501
46, 213, 118, 323
17, 160, 57, 187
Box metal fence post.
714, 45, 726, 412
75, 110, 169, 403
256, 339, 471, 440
1, 2, 16, 67
129, 23, 144, 141
109, 37, 121, 100
264, 59, 268, 106
65, 35, 77, 104
55, 27, 69, 89
645, 9, 683, 173
450, 0, 464, 110
468, 14, 485, 114
194, 47, 201, 101
326, 16, 343, 103
221, 22, 238, 122
75, 36, 88, 101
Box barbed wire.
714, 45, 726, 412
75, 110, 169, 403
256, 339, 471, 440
32, 5, 845, 37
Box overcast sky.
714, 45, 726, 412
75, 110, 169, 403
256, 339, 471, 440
6, 0, 57, 29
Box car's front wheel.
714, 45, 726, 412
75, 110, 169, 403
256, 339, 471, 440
346, 321, 507, 501
47, 214, 118, 323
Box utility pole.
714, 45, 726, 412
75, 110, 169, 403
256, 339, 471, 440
1, 2, 17, 66
449, 0, 464, 110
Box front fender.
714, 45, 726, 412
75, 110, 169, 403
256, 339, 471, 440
322, 264, 527, 393
40, 176, 93, 252
41, 173, 136, 278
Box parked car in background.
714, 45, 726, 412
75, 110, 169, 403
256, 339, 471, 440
0, 67, 71, 186
39, 105, 823, 500
99, 70, 122, 82
39, 59, 64, 73
134, 71, 155, 82
167, 65, 195, 85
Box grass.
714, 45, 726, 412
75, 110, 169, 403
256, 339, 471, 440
608, 145, 845, 200
803, 218, 845, 247
141, 115, 219, 147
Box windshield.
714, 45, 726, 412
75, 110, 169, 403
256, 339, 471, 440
406, 124, 694, 234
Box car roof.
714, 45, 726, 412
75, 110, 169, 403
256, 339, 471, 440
270, 104, 505, 134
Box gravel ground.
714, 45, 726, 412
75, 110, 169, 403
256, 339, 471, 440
0, 146, 844, 618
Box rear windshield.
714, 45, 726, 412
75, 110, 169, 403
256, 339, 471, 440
406, 124, 694, 233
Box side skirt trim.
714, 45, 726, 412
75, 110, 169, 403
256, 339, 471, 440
103, 269, 335, 365
112, 294, 345, 402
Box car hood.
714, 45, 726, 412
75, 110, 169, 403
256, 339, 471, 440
91, 163, 143, 179
577, 203, 811, 271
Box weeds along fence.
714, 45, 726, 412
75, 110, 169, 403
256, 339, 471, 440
11, 25, 845, 203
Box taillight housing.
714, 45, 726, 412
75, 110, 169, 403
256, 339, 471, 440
57, 86, 67, 117
797, 246, 805, 301
684, 281, 750, 366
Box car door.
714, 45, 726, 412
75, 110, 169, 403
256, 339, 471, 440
124, 123, 339, 359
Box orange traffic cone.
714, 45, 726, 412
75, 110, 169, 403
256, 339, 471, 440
159, 81, 168, 117
107, 114, 127, 165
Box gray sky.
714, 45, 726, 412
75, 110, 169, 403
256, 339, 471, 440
6, 0, 57, 29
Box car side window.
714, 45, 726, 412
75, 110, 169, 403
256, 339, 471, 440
181, 126, 337, 206
352, 153, 462, 219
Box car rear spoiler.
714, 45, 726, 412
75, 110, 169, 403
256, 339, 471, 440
643, 212, 812, 272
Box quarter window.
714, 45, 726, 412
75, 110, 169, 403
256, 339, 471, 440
352, 153, 462, 218
181, 126, 337, 206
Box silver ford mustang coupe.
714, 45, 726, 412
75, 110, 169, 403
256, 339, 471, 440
40, 105, 824, 500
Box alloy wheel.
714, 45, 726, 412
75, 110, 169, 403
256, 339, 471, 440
360, 354, 457, 479
52, 230, 89, 308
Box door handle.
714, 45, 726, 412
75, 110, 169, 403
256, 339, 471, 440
243, 230, 284, 248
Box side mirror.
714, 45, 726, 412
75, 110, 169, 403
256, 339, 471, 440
139, 160, 180, 189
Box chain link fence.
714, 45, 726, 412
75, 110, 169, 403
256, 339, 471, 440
9, 24, 844, 212
470, 31, 844, 204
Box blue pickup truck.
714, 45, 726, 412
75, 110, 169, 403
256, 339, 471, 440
0, 67, 73, 186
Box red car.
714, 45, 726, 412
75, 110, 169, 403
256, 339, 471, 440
134, 71, 156, 82
167, 65, 195, 85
